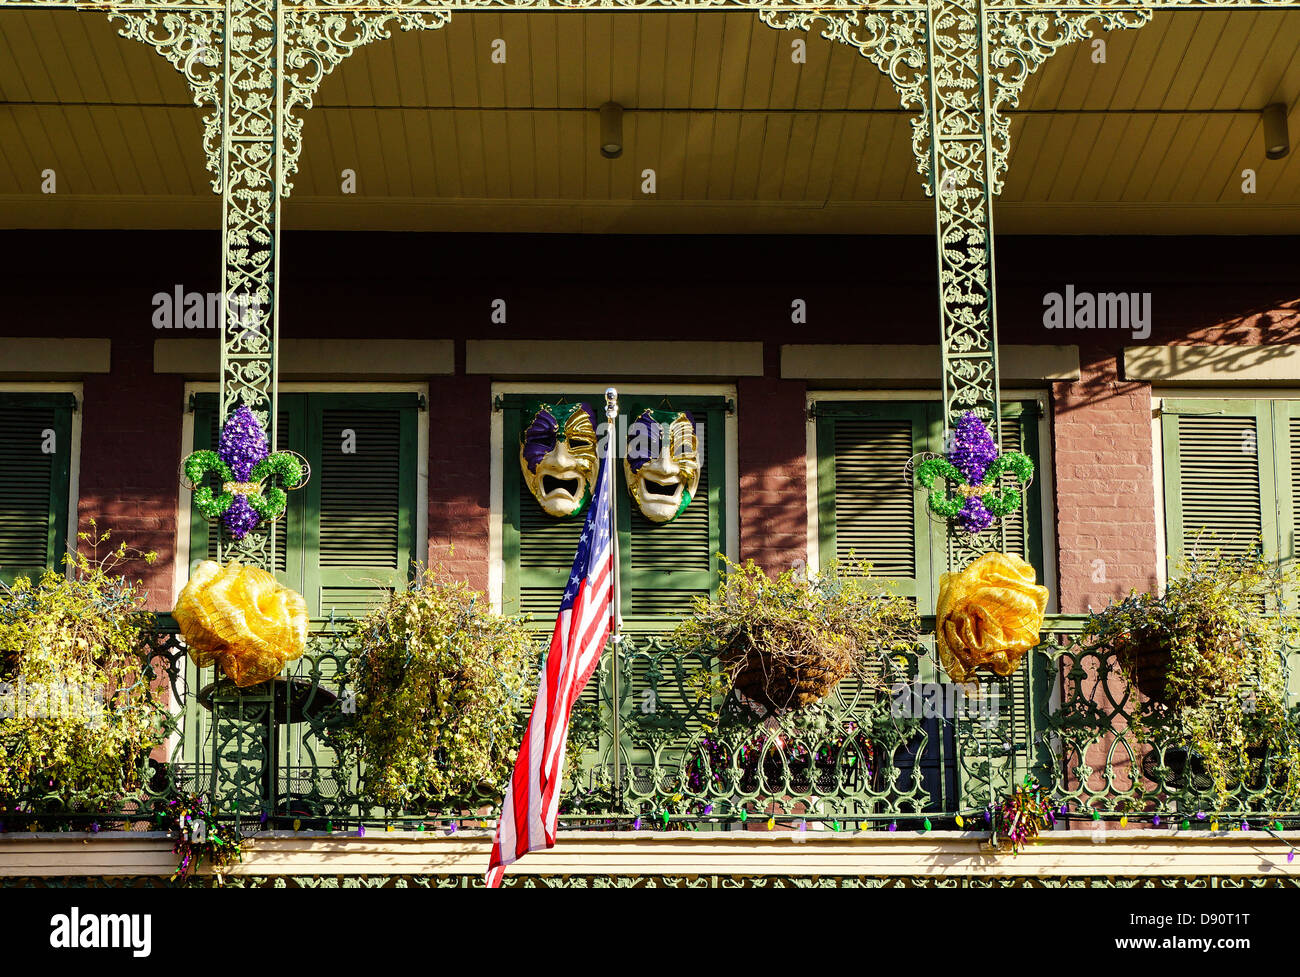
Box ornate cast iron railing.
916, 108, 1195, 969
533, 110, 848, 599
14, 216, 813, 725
5, 611, 1300, 833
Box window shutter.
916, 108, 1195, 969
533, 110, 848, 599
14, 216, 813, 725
188, 393, 417, 619
621, 398, 726, 631
0, 394, 73, 586
984, 402, 1050, 795
1161, 400, 1271, 571
502, 399, 588, 621
189, 395, 292, 577
307, 395, 418, 620
816, 402, 933, 602
995, 402, 1044, 574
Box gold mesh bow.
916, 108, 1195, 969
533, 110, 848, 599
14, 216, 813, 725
173, 560, 309, 687
936, 552, 1049, 685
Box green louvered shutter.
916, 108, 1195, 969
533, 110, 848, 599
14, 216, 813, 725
502, 396, 592, 622
995, 402, 1044, 576
0, 394, 74, 586
189, 394, 294, 579
1274, 402, 1300, 702
981, 402, 1050, 792
1161, 400, 1271, 572
305, 394, 418, 620
188, 393, 417, 618
621, 397, 726, 631
816, 402, 932, 602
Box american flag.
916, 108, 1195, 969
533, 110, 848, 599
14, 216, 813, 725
486, 452, 615, 887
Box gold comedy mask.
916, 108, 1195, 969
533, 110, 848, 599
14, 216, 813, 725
520, 402, 600, 517
623, 409, 700, 524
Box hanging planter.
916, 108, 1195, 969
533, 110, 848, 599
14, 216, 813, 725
673, 558, 920, 713
1083, 546, 1300, 807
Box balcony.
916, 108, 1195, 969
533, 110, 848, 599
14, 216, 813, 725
5, 612, 1297, 835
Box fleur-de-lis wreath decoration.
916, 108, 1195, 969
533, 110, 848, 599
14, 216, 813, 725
912, 411, 1034, 535
181, 405, 309, 540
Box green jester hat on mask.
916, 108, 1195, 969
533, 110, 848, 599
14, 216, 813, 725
520, 402, 600, 517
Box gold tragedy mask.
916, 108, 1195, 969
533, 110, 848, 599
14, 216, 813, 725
520, 402, 600, 517
623, 409, 700, 523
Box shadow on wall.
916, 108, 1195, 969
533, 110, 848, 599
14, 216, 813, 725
1048, 293, 1300, 416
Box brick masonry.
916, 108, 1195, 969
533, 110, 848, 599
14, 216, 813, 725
1051, 347, 1160, 614
738, 374, 808, 576
426, 373, 492, 595
4, 230, 1299, 615
77, 337, 184, 612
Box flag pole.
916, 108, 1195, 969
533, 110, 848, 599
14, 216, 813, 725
604, 386, 622, 807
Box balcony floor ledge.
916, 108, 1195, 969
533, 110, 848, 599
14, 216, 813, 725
2, 830, 1298, 879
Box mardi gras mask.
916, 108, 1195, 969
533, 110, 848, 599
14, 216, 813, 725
520, 402, 600, 517
624, 409, 700, 523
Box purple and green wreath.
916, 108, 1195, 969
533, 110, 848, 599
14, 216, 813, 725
182, 405, 306, 540
914, 411, 1034, 534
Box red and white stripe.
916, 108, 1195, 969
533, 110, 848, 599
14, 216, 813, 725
486, 469, 614, 887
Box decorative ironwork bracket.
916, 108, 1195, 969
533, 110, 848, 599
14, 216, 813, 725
6, 0, 1300, 569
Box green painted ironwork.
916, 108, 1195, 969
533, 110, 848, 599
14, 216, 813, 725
3, 0, 1299, 576
7, 613, 1300, 834
5, 0, 1300, 856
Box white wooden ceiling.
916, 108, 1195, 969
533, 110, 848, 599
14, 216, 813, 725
0, 9, 1297, 232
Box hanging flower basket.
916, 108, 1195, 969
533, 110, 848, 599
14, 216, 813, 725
673, 558, 920, 715
720, 632, 858, 713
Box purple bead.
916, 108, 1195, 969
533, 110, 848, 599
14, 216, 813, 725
948, 412, 1000, 485
218, 405, 270, 480
222, 494, 261, 540
957, 497, 996, 534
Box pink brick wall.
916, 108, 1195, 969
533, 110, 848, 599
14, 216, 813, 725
1051, 345, 1160, 613
426, 374, 492, 595
738, 375, 808, 575
76, 336, 185, 612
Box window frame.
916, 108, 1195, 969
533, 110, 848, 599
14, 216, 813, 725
489, 381, 739, 616
804, 389, 1057, 612
0, 383, 82, 584
175, 382, 429, 613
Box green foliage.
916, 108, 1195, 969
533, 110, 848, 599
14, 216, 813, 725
672, 557, 921, 709
1082, 545, 1300, 808
335, 570, 538, 810
0, 522, 165, 806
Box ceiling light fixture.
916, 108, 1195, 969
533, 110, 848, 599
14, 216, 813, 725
599, 102, 623, 159
1263, 102, 1289, 160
